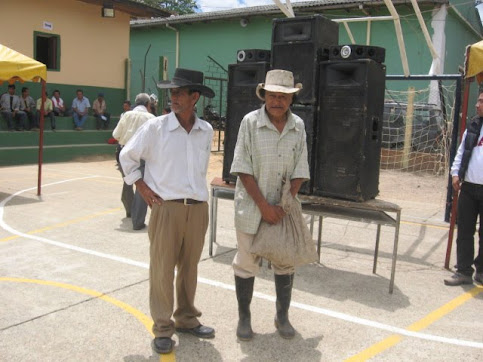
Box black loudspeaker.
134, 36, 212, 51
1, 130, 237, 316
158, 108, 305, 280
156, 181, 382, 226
237, 49, 271, 63
314, 60, 386, 201
290, 104, 317, 195
271, 15, 339, 105
223, 62, 270, 183
329, 45, 386, 64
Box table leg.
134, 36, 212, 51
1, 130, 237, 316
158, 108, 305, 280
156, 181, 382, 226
389, 210, 401, 294
373, 224, 381, 274
317, 216, 323, 262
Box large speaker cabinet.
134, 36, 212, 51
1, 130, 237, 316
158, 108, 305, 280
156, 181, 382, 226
223, 62, 270, 183
271, 15, 339, 105
314, 59, 386, 201
290, 104, 317, 195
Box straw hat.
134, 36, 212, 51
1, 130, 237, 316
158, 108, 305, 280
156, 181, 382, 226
256, 69, 302, 101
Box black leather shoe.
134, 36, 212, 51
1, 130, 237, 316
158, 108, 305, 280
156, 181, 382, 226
152, 337, 174, 354
176, 324, 215, 339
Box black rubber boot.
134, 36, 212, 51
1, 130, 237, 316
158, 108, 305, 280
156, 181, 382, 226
235, 275, 255, 341
274, 273, 295, 339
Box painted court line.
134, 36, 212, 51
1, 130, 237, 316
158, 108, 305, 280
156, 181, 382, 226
0, 277, 173, 361
346, 285, 483, 360
1, 178, 482, 351
0, 207, 122, 242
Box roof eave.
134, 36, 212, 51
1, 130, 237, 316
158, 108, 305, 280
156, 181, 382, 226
130, 0, 448, 27
77, 0, 172, 18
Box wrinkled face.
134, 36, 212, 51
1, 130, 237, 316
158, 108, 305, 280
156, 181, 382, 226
476, 93, 483, 118
264, 91, 293, 120
169, 87, 199, 114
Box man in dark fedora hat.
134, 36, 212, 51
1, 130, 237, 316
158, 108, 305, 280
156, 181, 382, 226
120, 68, 215, 354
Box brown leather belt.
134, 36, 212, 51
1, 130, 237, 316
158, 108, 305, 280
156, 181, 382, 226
170, 198, 203, 205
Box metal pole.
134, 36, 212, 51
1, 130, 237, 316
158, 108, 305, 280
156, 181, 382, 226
37, 80, 46, 196
142, 44, 151, 93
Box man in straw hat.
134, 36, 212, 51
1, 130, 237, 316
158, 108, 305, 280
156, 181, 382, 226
230, 69, 310, 340
120, 68, 215, 354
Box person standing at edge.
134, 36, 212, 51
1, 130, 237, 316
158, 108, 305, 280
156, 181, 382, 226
112, 93, 154, 229
230, 69, 310, 340
444, 92, 483, 286
120, 68, 215, 354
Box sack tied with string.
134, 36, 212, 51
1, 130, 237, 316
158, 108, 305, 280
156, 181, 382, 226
249, 178, 318, 267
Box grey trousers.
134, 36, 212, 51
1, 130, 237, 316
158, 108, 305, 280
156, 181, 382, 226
117, 146, 147, 228
128, 161, 147, 229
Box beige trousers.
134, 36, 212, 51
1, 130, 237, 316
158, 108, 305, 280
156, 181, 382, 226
148, 201, 209, 338
232, 229, 295, 278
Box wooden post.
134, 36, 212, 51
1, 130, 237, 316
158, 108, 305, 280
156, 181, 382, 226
402, 87, 415, 169
445, 77, 472, 269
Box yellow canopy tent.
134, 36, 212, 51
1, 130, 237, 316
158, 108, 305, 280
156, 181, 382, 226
465, 40, 483, 83
0, 45, 47, 84
0, 44, 47, 196
445, 40, 483, 268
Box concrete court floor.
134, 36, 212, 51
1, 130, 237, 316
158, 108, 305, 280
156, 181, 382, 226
0, 153, 482, 361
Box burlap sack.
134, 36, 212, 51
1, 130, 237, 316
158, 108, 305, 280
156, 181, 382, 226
250, 179, 318, 267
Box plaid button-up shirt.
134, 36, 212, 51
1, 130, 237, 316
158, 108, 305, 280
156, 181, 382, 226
230, 105, 310, 234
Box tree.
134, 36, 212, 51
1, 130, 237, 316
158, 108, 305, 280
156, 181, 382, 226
140, 0, 199, 15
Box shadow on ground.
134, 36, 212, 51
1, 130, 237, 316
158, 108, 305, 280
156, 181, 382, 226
209, 245, 410, 311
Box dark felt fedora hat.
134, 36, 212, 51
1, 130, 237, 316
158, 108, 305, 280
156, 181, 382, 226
157, 68, 215, 98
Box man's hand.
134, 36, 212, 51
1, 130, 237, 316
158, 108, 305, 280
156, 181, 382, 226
452, 175, 461, 192
135, 179, 163, 208
259, 202, 285, 225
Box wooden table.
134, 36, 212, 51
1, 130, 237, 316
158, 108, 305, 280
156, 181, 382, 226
209, 177, 402, 294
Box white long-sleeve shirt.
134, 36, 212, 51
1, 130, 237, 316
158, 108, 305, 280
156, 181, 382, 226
112, 105, 154, 146
451, 126, 483, 185
120, 112, 213, 201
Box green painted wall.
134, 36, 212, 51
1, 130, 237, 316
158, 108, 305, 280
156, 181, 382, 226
130, 4, 482, 112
